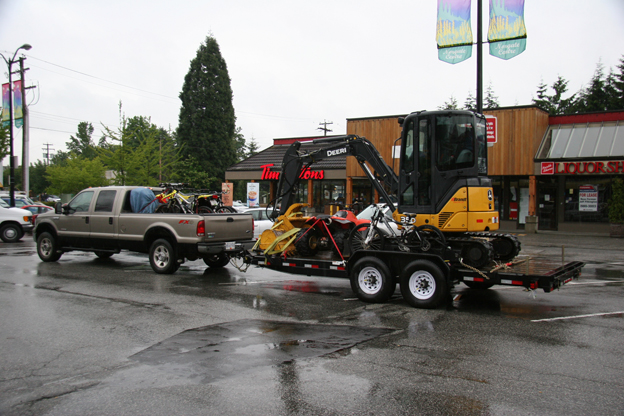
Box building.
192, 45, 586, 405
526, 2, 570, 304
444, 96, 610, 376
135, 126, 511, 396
225, 106, 624, 232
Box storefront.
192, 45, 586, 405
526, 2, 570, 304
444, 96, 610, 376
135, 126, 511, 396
227, 108, 624, 232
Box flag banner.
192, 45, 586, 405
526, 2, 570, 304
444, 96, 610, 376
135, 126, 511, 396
437, 0, 473, 64
488, 0, 527, 60
13, 80, 23, 128
2, 83, 9, 128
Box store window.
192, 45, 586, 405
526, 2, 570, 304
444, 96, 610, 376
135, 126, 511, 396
313, 180, 346, 214
563, 177, 611, 223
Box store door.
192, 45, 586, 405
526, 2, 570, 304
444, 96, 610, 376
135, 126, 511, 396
537, 185, 557, 230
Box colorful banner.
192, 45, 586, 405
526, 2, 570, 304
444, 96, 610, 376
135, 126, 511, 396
2, 83, 9, 128
221, 182, 233, 206
13, 80, 23, 128
246, 182, 259, 207
437, 0, 473, 64
488, 0, 527, 60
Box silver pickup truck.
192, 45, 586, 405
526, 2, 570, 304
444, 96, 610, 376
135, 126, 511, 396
33, 186, 255, 274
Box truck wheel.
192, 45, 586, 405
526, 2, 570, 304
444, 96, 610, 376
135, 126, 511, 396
350, 256, 395, 303
400, 260, 447, 309
149, 238, 178, 274
37, 232, 62, 262
295, 228, 320, 256
203, 253, 230, 268
94, 251, 114, 259
0, 223, 23, 243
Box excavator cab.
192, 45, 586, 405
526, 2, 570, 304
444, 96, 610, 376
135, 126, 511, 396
397, 110, 497, 232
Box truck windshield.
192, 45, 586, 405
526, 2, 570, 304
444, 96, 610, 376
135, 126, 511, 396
435, 114, 476, 172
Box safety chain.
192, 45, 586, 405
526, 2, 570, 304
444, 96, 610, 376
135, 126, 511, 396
458, 258, 490, 280
229, 256, 252, 273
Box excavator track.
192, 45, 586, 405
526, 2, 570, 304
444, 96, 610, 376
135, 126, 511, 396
447, 237, 495, 269
465, 232, 522, 261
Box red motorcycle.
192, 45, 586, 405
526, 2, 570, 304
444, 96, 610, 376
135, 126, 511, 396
294, 210, 369, 258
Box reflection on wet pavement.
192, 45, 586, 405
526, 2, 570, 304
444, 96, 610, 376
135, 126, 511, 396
131, 319, 393, 383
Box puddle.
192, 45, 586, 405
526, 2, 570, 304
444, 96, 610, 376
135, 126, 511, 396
131, 319, 393, 383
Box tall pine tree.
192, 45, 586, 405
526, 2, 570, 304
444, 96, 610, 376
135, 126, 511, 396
177, 35, 236, 190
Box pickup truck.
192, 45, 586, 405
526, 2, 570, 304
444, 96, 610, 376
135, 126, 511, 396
0, 198, 34, 242
33, 186, 255, 273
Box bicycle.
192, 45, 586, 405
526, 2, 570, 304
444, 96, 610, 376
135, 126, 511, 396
192, 192, 236, 214
154, 185, 193, 214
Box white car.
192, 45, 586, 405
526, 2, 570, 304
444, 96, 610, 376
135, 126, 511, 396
0, 198, 34, 242
240, 207, 275, 240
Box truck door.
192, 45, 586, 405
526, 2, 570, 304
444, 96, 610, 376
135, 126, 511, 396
56, 190, 94, 247
89, 189, 118, 249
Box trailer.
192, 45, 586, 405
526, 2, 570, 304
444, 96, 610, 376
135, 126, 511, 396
247, 248, 584, 309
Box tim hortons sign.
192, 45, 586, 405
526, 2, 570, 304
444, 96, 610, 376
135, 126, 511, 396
260, 164, 325, 181
541, 161, 624, 175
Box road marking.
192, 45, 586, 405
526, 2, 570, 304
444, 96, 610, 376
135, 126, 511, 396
532, 311, 624, 322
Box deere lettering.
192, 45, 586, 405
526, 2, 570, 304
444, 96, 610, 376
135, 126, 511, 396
327, 147, 348, 157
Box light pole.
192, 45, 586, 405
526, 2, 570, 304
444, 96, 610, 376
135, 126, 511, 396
1, 43, 31, 207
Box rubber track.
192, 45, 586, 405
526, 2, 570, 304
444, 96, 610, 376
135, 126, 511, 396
447, 237, 495, 268
465, 232, 522, 261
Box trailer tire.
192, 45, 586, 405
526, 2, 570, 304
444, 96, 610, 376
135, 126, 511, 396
400, 260, 447, 309
350, 256, 395, 303
37, 231, 62, 262
295, 228, 320, 256
203, 253, 230, 268
149, 238, 178, 274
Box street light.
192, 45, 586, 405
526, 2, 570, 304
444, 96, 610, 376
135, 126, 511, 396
1, 43, 32, 207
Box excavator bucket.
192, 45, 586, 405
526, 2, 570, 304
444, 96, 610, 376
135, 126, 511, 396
255, 203, 310, 255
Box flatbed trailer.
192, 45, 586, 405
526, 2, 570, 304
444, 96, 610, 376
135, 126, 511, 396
248, 249, 585, 309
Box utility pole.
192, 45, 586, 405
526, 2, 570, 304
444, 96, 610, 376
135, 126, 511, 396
42, 143, 54, 165
18, 56, 32, 197
476, 0, 483, 113
317, 120, 333, 136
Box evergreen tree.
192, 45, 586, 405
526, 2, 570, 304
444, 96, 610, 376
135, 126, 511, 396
607, 56, 624, 110
438, 95, 459, 110
484, 82, 500, 109
532, 76, 577, 115
177, 35, 237, 190
578, 62, 610, 112
463, 91, 477, 112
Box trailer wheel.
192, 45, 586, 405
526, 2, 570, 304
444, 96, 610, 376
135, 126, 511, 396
400, 260, 447, 309
350, 256, 395, 303
37, 232, 62, 262
149, 238, 178, 274
295, 228, 320, 256
203, 253, 230, 268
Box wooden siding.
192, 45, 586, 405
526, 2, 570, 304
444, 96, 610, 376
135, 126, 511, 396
346, 116, 404, 177
485, 107, 549, 176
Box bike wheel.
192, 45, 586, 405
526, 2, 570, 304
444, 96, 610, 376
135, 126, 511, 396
348, 223, 384, 253
214, 206, 236, 213
155, 204, 170, 213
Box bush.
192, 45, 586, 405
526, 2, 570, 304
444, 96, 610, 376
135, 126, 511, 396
608, 178, 624, 224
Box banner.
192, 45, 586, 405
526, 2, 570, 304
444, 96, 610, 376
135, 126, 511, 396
488, 0, 527, 60
221, 182, 233, 206
246, 182, 259, 207
13, 80, 23, 128
2, 83, 9, 128
437, 0, 473, 64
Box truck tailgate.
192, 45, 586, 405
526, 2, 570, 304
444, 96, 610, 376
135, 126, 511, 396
203, 213, 254, 242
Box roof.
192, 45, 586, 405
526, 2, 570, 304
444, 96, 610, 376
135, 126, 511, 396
227, 141, 347, 173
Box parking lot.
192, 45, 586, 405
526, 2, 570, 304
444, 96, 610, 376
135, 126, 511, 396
1, 232, 623, 415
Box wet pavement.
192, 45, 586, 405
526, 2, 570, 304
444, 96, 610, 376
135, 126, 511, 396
0, 232, 623, 415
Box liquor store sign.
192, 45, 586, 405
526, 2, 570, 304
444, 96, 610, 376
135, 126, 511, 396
541, 161, 624, 175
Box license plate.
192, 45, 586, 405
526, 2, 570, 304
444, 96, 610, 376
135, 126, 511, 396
225, 241, 236, 251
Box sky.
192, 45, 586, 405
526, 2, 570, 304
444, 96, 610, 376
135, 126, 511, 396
1, 0, 623, 168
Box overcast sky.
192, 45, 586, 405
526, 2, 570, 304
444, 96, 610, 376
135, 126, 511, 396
1, 0, 623, 167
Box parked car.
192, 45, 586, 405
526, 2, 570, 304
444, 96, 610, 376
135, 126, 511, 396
0, 198, 34, 242
45, 195, 61, 202
0, 195, 36, 208
231, 200, 247, 212
240, 207, 274, 240
21, 204, 54, 223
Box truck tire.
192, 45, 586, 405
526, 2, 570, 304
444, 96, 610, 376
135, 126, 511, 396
203, 253, 230, 268
400, 260, 447, 309
295, 228, 320, 256
0, 223, 23, 243
149, 238, 178, 274
350, 256, 395, 303
94, 251, 114, 259
37, 232, 62, 262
